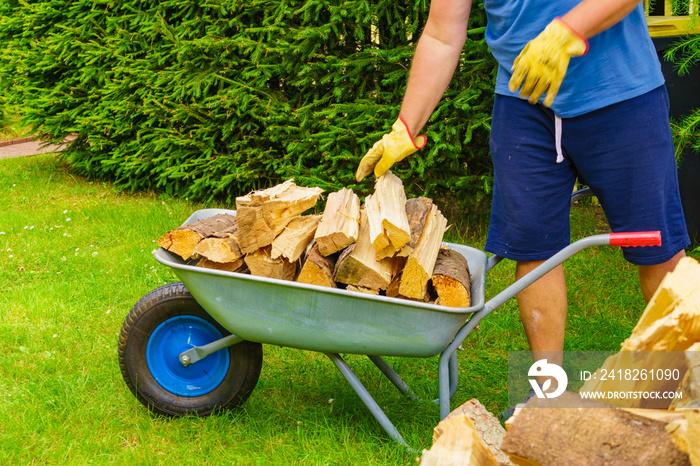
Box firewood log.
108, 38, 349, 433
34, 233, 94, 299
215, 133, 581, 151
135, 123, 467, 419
365, 171, 411, 260
235, 179, 323, 254
398, 196, 433, 257
420, 414, 500, 466
193, 223, 243, 264
398, 204, 447, 300
314, 188, 360, 256
158, 214, 237, 260
501, 392, 690, 466
622, 256, 700, 352
271, 214, 321, 262
296, 243, 338, 288
580, 257, 700, 408
333, 208, 396, 291
435, 398, 513, 465
244, 246, 297, 281
432, 247, 471, 308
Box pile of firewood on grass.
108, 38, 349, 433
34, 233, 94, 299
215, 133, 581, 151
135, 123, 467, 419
157, 172, 471, 307
421, 256, 700, 465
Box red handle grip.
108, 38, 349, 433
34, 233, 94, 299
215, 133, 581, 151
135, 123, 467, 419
609, 231, 661, 247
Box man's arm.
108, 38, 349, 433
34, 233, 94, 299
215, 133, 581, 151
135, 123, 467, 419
398, 0, 473, 136
562, 0, 643, 39
509, 0, 644, 107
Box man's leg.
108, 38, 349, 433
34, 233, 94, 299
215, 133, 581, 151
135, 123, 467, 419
638, 250, 686, 302
516, 261, 567, 372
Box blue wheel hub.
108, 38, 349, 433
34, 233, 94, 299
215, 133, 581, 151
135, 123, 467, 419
147, 315, 230, 397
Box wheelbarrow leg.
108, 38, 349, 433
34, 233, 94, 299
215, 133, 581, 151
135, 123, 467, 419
449, 352, 459, 399
438, 308, 490, 419
325, 353, 413, 450
367, 355, 418, 400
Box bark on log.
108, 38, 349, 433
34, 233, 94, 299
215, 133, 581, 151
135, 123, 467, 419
501, 392, 690, 466
157, 213, 237, 260
365, 171, 411, 260
432, 247, 471, 308
235, 180, 323, 254
244, 246, 297, 281
398, 204, 447, 300
398, 196, 433, 257
296, 243, 338, 288
193, 223, 243, 264
314, 188, 360, 256
333, 208, 396, 291
271, 214, 321, 262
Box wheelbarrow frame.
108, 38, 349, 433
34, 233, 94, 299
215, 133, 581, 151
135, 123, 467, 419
133, 191, 660, 449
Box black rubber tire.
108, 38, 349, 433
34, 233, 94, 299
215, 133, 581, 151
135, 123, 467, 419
118, 282, 263, 417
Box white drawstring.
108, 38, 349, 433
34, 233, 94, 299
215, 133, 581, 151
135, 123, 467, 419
555, 116, 564, 163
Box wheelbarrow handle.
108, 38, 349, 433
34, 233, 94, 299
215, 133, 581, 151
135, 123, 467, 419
609, 231, 661, 247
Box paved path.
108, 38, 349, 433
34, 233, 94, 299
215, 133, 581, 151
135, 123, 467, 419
0, 137, 73, 160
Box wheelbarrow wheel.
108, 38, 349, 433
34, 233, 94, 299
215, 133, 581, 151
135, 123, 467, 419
118, 282, 262, 417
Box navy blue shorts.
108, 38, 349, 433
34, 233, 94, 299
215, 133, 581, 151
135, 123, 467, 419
485, 85, 690, 265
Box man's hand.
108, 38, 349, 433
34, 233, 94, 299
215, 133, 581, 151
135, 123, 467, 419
509, 18, 588, 107
355, 117, 427, 182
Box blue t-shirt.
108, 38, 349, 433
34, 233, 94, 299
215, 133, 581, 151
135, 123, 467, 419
484, 0, 665, 117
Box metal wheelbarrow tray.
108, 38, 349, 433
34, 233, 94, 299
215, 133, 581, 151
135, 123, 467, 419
156, 208, 488, 358
118, 207, 660, 449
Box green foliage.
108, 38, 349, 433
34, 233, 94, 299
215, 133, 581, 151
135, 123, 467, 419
666, 33, 700, 155
664, 6, 700, 155
0, 0, 496, 215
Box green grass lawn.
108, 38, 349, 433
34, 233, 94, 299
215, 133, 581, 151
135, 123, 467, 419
1, 154, 697, 464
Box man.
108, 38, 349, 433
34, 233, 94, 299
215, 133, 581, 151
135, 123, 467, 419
356, 0, 689, 399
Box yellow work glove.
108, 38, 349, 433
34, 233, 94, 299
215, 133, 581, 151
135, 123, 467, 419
355, 117, 427, 182
509, 18, 588, 107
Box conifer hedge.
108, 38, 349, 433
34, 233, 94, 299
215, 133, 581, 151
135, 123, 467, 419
0, 0, 496, 215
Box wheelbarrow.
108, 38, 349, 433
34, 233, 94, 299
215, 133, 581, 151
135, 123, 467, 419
118, 204, 660, 448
